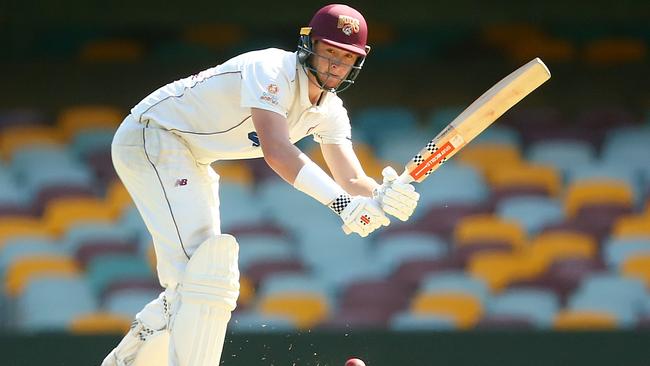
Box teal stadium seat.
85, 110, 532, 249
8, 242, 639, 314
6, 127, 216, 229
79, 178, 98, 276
0, 169, 30, 209
237, 234, 295, 271
374, 233, 448, 277
486, 288, 560, 328
389, 311, 456, 331
496, 196, 564, 235
0, 237, 65, 277
419, 271, 490, 302
85, 254, 154, 297
18, 276, 98, 332
20, 161, 94, 196
565, 163, 643, 203
118, 206, 151, 250
374, 129, 429, 164
257, 273, 330, 298
256, 178, 337, 232
416, 162, 488, 210
568, 274, 647, 327
602, 126, 650, 163
603, 238, 650, 268
527, 139, 596, 177
62, 222, 138, 254
426, 106, 464, 134
218, 182, 265, 230
296, 227, 378, 292
104, 288, 162, 318
11, 145, 79, 171
352, 106, 419, 146
229, 311, 296, 333
472, 125, 522, 147
69, 128, 116, 159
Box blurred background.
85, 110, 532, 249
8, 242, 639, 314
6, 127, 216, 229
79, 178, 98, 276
1, 0, 649, 365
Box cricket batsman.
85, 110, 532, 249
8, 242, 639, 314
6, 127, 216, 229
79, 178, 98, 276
102, 4, 420, 365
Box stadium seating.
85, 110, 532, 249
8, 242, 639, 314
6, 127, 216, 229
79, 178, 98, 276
69, 312, 131, 334
496, 196, 564, 235
231, 311, 296, 333
416, 163, 489, 210
611, 214, 650, 239
390, 311, 456, 331
527, 139, 596, 178
454, 214, 526, 250
43, 197, 118, 236
410, 292, 483, 328
85, 254, 155, 297
620, 256, 650, 288
563, 180, 635, 218
527, 231, 597, 270
0, 237, 66, 300
0, 217, 53, 249
604, 238, 650, 268
468, 252, 546, 292
486, 288, 560, 328
0, 125, 63, 160
104, 288, 161, 318
373, 233, 448, 276
5, 255, 82, 297
237, 234, 295, 271
17, 276, 98, 332
553, 310, 618, 330
56, 105, 123, 140
1, 102, 650, 333
489, 163, 562, 198
456, 143, 522, 177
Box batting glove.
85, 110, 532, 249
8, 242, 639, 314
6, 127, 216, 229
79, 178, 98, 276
330, 194, 390, 237
373, 166, 420, 221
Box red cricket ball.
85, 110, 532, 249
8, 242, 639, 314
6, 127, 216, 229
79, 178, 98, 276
345, 358, 366, 366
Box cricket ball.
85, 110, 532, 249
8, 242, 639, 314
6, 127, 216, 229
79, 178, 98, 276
345, 358, 366, 366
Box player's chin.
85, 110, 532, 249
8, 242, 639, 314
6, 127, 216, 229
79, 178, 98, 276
319, 74, 343, 88
324, 77, 344, 89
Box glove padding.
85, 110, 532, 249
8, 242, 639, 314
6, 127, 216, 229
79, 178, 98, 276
339, 196, 390, 237
374, 166, 420, 221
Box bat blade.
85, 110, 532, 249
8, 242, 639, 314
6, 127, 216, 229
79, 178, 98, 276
401, 58, 551, 184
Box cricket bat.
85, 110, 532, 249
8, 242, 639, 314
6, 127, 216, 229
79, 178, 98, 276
398, 57, 551, 184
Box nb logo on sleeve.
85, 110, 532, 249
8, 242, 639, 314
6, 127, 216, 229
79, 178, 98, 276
248, 131, 260, 147
175, 179, 188, 187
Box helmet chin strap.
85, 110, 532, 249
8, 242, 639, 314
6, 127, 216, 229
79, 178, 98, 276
302, 57, 354, 94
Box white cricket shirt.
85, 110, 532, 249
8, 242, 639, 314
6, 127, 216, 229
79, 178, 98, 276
130, 48, 352, 164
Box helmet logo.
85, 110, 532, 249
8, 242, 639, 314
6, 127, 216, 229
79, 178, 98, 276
337, 15, 360, 36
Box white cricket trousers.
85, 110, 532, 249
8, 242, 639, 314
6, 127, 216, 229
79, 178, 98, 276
111, 114, 222, 293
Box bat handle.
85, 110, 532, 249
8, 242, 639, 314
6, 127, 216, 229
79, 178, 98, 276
398, 171, 414, 184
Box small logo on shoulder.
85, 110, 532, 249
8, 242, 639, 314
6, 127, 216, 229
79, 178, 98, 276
248, 131, 260, 147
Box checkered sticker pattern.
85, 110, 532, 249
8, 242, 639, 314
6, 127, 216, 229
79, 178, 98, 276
329, 193, 352, 215
426, 140, 438, 153
413, 154, 425, 165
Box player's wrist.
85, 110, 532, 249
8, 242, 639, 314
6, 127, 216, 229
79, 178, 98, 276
293, 161, 347, 206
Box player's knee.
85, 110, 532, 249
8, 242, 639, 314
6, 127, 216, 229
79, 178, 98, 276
180, 234, 240, 311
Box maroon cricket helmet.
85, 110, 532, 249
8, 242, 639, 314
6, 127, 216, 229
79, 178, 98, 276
308, 4, 368, 56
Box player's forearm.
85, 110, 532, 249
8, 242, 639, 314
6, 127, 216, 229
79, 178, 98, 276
261, 142, 306, 184
337, 175, 378, 197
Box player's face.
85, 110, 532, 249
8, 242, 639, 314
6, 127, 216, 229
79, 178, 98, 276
311, 41, 359, 89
